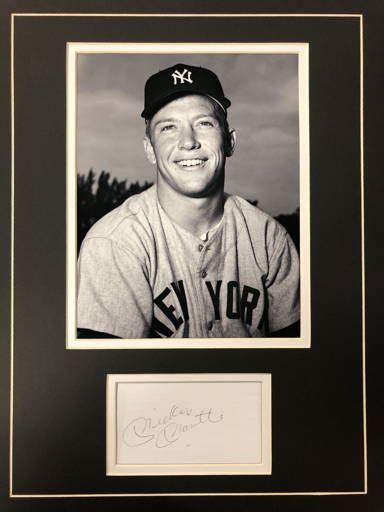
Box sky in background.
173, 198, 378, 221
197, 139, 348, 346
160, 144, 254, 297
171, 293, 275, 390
77, 53, 299, 216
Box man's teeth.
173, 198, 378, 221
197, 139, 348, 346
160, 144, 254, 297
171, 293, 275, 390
177, 159, 205, 167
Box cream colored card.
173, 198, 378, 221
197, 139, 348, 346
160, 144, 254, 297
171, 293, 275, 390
107, 373, 271, 475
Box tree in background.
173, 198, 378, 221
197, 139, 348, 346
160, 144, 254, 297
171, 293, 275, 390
77, 170, 152, 251
77, 170, 299, 252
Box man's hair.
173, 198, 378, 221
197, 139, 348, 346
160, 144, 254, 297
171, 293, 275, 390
145, 95, 232, 154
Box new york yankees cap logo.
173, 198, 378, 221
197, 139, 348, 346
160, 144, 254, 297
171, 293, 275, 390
141, 63, 231, 119
171, 67, 193, 85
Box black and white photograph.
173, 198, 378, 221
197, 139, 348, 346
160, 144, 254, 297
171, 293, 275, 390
68, 44, 310, 348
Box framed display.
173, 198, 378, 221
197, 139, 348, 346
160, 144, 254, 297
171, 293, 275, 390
1, 3, 382, 512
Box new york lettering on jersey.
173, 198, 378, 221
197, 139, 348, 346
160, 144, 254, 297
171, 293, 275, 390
150, 279, 263, 338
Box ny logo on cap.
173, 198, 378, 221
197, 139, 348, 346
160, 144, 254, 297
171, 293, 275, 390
171, 68, 193, 85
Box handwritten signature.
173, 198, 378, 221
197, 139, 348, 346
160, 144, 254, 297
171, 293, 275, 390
122, 404, 224, 448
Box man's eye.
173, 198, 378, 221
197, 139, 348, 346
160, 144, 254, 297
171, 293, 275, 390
160, 124, 175, 132
198, 120, 214, 127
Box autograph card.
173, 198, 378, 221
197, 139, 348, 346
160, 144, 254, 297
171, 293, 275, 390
107, 374, 271, 475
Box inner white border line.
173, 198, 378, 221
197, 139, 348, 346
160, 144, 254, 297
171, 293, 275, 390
9, 10, 15, 501
11, 491, 367, 498
13, 13, 362, 17
10, 12, 366, 498
360, 14, 367, 494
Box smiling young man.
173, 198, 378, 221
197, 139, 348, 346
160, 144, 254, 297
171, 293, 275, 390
77, 63, 300, 339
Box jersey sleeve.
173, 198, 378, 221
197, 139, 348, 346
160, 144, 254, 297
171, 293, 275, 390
265, 229, 300, 334
77, 237, 153, 338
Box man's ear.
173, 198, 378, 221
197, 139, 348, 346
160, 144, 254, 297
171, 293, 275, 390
143, 136, 157, 165
225, 129, 236, 157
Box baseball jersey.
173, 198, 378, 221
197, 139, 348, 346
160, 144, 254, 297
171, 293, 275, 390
77, 185, 300, 338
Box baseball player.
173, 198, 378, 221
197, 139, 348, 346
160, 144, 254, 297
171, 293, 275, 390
77, 63, 300, 339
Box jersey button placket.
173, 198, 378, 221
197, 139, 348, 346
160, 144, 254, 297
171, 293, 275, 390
196, 247, 210, 336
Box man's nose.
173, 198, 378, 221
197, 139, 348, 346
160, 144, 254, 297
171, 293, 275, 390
178, 125, 200, 150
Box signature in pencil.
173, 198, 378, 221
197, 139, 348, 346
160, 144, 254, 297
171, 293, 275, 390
122, 404, 224, 448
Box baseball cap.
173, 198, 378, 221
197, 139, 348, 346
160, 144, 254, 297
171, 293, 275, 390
141, 63, 231, 119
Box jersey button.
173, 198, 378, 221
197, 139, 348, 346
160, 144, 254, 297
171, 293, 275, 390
201, 269, 207, 278
207, 320, 213, 331
198, 244, 204, 252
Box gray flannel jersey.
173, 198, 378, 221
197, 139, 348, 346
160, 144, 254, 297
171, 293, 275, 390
77, 185, 300, 338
